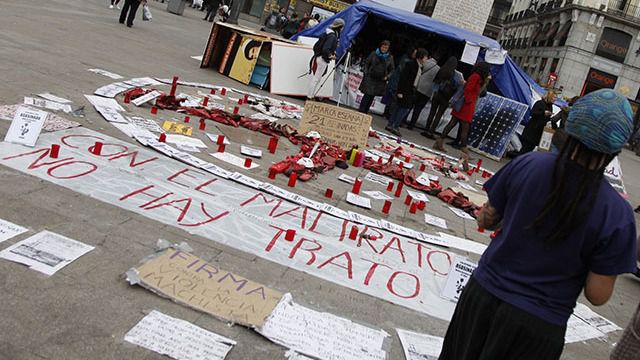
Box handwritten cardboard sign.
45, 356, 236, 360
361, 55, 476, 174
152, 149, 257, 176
162, 120, 193, 136
298, 101, 371, 149
129, 248, 283, 327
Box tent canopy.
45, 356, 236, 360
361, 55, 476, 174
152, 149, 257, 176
295, 0, 501, 59
295, 0, 561, 119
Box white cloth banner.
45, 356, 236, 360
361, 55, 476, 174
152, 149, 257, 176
0, 128, 458, 320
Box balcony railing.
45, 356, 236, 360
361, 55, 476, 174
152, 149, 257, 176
606, 0, 640, 21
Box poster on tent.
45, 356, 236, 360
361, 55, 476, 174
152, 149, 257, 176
228, 35, 264, 85
467, 93, 528, 160
332, 67, 385, 114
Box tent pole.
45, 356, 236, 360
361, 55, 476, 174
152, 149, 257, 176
336, 50, 352, 107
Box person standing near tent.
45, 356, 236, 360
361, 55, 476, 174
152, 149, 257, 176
507, 91, 557, 158
385, 48, 428, 136
307, 18, 345, 100
305, 14, 320, 29
420, 56, 463, 138
433, 61, 490, 170
358, 40, 395, 114
281, 13, 300, 38
439, 89, 638, 360
119, 0, 146, 28
383, 47, 416, 119
407, 53, 439, 130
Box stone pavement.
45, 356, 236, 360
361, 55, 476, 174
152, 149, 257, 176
0, 1, 639, 359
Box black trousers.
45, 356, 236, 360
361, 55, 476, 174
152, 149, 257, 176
120, 0, 141, 26
440, 116, 470, 147
425, 96, 449, 134
358, 94, 375, 114
439, 277, 566, 360
408, 92, 430, 127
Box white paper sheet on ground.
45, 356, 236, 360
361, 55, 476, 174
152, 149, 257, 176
176, 143, 200, 153
460, 42, 481, 65
416, 232, 451, 248
4, 106, 48, 147
240, 145, 263, 158
406, 189, 430, 203
84, 94, 125, 111
94, 82, 135, 98
131, 90, 163, 106
24, 96, 73, 113
110, 122, 138, 138
174, 152, 209, 169
289, 194, 324, 211
475, 180, 484, 186
191, 55, 203, 61
362, 191, 393, 200
87, 68, 123, 79
260, 183, 295, 201
348, 211, 380, 228
0, 230, 94, 276
437, 232, 487, 255
124, 77, 162, 87
125, 310, 236, 360
321, 204, 350, 220
0, 218, 28, 244
128, 116, 164, 133
565, 314, 607, 343
416, 172, 437, 186
346, 192, 372, 209
395, 158, 414, 169
396, 328, 444, 360
132, 128, 159, 146
440, 256, 477, 302
448, 206, 475, 220
424, 213, 447, 230
37, 93, 72, 104
206, 133, 231, 145
165, 134, 207, 148
201, 162, 232, 179
149, 141, 182, 158
379, 220, 419, 239
364, 149, 388, 162
338, 174, 356, 184
229, 172, 263, 188
95, 105, 128, 124
211, 152, 260, 170
364, 172, 393, 186
456, 181, 478, 192
259, 294, 390, 360
573, 303, 621, 334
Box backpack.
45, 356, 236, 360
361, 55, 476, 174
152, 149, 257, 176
313, 33, 328, 56
439, 77, 457, 99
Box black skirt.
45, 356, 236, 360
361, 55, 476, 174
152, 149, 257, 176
439, 277, 566, 360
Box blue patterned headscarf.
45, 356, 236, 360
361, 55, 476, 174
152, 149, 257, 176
565, 89, 633, 154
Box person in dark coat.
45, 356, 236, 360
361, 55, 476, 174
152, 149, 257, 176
383, 47, 415, 119
281, 13, 300, 39
385, 48, 428, 137
119, 0, 146, 28
421, 56, 462, 138
203, 0, 220, 21
434, 61, 491, 170
358, 40, 395, 114
507, 91, 557, 158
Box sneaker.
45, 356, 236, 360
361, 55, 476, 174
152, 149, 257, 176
109, 4, 114, 8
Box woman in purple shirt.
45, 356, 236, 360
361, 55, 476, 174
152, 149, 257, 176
439, 89, 638, 360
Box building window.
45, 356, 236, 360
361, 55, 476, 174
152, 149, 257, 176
556, 22, 572, 46
550, 58, 559, 73
415, 0, 437, 16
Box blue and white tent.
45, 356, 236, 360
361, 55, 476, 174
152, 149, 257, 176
295, 0, 560, 115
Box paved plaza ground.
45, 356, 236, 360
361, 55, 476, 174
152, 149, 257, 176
0, 1, 639, 359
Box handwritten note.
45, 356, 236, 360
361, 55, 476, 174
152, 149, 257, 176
298, 101, 372, 149
396, 328, 443, 360
24, 97, 73, 113
162, 121, 194, 136
132, 90, 162, 106
211, 152, 260, 169
338, 174, 356, 184
84, 94, 125, 111
346, 192, 372, 209
406, 189, 430, 203
93, 82, 135, 98
0, 231, 94, 276
240, 145, 263, 158
437, 232, 487, 255
259, 294, 389, 360
448, 206, 475, 220
125, 310, 236, 360
0, 218, 28, 244
129, 116, 164, 133
95, 105, 128, 124
362, 191, 393, 200
424, 213, 447, 229
573, 303, 621, 334
348, 211, 380, 228
364, 172, 393, 186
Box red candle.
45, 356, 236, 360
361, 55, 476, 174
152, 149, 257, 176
216, 135, 225, 145
419, 163, 426, 171
285, 229, 296, 241
199, 121, 206, 131
324, 188, 333, 198
268, 137, 278, 154
210, 88, 216, 95
92, 141, 103, 155
217, 144, 225, 153
221, 88, 227, 96
233, 106, 239, 115
382, 200, 392, 214
478, 227, 485, 233
202, 96, 209, 107
244, 158, 252, 168
386, 181, 394, 192
151, 106, 158, 115
409, 202, 418, 214
288, 172, 298, 187
50, 144, 60, 158
184, 116, 190, 123
268, 169, 276, 179
394, 182, 404, 197
404, 194, 412, 205
158, 134, 166, 143
348, 226, 359, 240
352, 178, 362, 194
170, 75, 178, 97
418, 201, 425, 210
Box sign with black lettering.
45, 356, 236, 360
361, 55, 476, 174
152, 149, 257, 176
595, 27, 631, 63
298, 101, 372, 149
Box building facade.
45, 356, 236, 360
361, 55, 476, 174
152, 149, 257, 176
501, 0, 640, 102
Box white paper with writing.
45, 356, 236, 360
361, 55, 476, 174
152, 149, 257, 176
396, 328, 443, 360
24, 96, 73, 113
448, 206, 475, 220
0, 218, 28, 244
4, 106, 48, 147
211, 152, 260, 169
437, 232, 487, 255
166, 134, 207, 148
84, 95, 125, 112
94, 82, 135, 98
240, 145, 263, 158
364, 172, 393, 186
229, 172, 263, 188
125, 310, 236, 360
128, 116, 164, 133
0, 230, 94, 276
362, 191, 393, 200
259, 294, 389, 360
348, 211, 380, 228
440, 256, 477, 302
338, 174, 356, 184
572, 303, 621, 334
424, 213, 447, 230
565, 314, 606, 344
406, 189, 430, 203
346, 192, 372, 209
456, 181, 478, 192
95, 105, 128, 124
87, 68, 123, 79
132, 90, 163, 106
37, 93, 72, 104
321, 204, 350, 220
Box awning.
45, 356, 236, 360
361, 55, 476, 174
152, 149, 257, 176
555, 22, 572, 40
